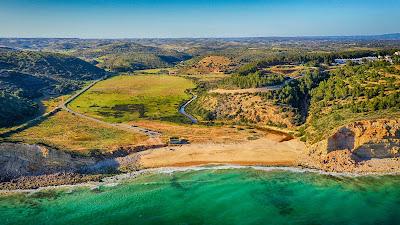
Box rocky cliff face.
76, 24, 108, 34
306, 119, 400, 172
0, 142, 96, 181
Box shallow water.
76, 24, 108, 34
1, 169, 400, 225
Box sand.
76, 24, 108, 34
137, 136, 306, 168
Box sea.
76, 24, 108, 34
1, 167, 400, 225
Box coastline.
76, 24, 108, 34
2, 164, 400, 194
2, 130, 400, 193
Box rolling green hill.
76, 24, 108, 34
72, 42, 191, 72
0, 48, 108, 127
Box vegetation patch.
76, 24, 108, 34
180, 55, 233, 74
7, 111, 149, 155
41, 94, 72, 113
69, 74, 196, 124
0, 47, 107, 128
133, 120, 266, 144
305, 61, 400, 143
72, 42, 191, 72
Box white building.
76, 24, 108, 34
334, 56, 377, 65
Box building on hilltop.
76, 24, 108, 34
334, 56, 377, 65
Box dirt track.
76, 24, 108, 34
61, 77, 161, 138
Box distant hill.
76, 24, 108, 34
72, 42, 191, 72
0, 48, 107, 80
295, 33, 400, 41
179, 55, 234, 74
0, 47, 108, 127
0, 39, 192, 72
373, 33, 400, 40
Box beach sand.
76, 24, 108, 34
137, 136, 306, 168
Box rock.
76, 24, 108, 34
0, 172, 104, 190
320, 150, 358, 172
309, 119, 400, 159
306, 119, 400, 173
0, 142, 96, 182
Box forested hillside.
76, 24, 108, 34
72, 42, 191, 72
305, 61, 400, 143
0, 48, 108, 127
187, 49, 400, 136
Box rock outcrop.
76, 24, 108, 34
307, 119, 400, 172
0, 142, 96, 181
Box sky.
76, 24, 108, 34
0, 0, 399, 38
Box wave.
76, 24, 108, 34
2, 164, 400, 194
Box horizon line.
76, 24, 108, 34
1, 32, 400, 40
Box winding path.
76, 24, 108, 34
0, 76, 161, 138
179, 95, 198, 124
0, 78, 106, 138
61, 77, 161, 138
2, 74, 201, 138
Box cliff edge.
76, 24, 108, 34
305, 119, 400, 172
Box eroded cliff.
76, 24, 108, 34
306, 119, 400, 172
0, 142, 96, 181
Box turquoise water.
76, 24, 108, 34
1, 169, 400, 225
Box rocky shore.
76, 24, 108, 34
1, 118, 399, 190
0, 172, 105, 190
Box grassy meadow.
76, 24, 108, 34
69, 74, 196, 124
41, 94, 72, 113
8, 111, 149, 155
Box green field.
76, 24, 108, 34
69, 74, 196, 123
8, 111, 148, 155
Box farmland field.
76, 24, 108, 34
69, 74, 196, 123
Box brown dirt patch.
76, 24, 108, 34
133, 120, 285, 144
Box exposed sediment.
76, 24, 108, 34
1, 119, 400, 190
0, 142, 96, 182
305, 119, 400, 173
0, 142, 162, 190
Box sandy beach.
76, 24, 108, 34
137, 136, 306, 168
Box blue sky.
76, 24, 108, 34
1, 0, 399, 38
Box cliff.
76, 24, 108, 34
306, 119, 400, 172
0, 142, 95, 182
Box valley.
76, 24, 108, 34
0, 37, 399, 190
2, 1, 400, 224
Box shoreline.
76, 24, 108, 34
2, 164, 400, 194
2, 132, 400, 193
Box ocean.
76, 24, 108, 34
1, 168, 400, 225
